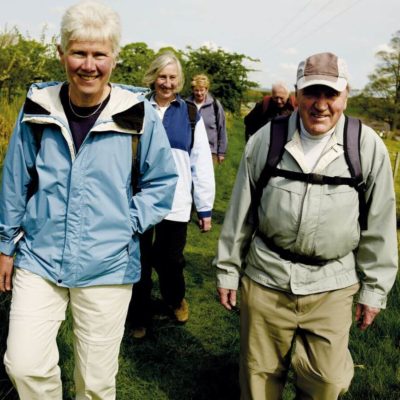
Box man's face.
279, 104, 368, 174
271, 87, 289, 108
296, 85, 348, 135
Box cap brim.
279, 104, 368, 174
297, 76, 347, 92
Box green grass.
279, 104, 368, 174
0, 113, 399, 399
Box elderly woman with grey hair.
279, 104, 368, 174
0, 1, 178, 398
128, 52, 215, 339
187, 74, 227, 164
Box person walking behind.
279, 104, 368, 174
128, 53, 215, 339
187, 74, 227, 164
244, 81, 296, 141
0, 2, 178, 399
215, 52, 398, 399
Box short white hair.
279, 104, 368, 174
272, 81, 290, 94
60, 0, 121, 57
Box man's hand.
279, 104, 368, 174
199, 217, 212, 232
217, 287, 237, 311
0, 254, 14, 292
355, 303, 381, 331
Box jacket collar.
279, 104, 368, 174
23, 82, 146, 134
289, 110, 346, 146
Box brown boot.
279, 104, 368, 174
173, 299, 189, 323
132, 327, 147, 339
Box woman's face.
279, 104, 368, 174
58, 40, 116, 106
154, 63, 179, 105
193, 86, 208, 103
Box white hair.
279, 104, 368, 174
60, 0, 121, 57
272, 81, 290, 94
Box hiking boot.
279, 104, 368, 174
173, 299, 189, 323
132, 327, 147, 339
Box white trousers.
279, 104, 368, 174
4, 268, 133, 400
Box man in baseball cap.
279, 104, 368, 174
215, 52, 397, 399
296, 52, 349, 91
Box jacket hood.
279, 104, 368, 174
23, 82, 148, 135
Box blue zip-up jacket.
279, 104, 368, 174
149, 95, 215, 222
0, 82, 178, 287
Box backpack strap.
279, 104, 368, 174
25, 123, 44, 200
262, 96, 272, 113
112, 101, 145, 195
185, 100, 198, 150
211, 95, 220, 131
252, 115, 290, 224
131, 134, 141, 194
344, 116, 367, 230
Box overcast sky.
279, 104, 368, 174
1, 0, 399, 90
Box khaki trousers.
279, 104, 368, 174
4, 268, 132, 400
240, 275, 359, 400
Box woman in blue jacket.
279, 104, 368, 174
128, 52, 215, 339
0, 2, 177, 398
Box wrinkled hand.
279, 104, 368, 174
199, 217, 212, 232
0, 254, 14, 292
217, 287, 237, 311
355, 303, 381, 331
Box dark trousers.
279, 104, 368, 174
128, 219, 188, 328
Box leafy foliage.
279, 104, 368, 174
0, 27, 63, 100
0, 26, 258, 114
112, 42, 155, 87
183, 46, 258, 113
358, 30, 400, 130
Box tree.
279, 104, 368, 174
361, 30, 400, 130
0, 27, 63, 99
112, 42, 155, 87
183, 46, 258, 113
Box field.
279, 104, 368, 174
0, 107, 400, 399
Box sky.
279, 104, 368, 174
1, 0, 399, 91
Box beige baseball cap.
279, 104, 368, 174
296, 52, 349, 91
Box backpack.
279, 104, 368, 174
252, 115, 368, 231
244, 95, 297, 141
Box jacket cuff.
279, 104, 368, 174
197, 210, 212, 219
0, 242, 16, 257
357, 288, 387, 309
216, 273, 240, 290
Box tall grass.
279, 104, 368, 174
0, 110, 399, 399
0, 95, 24, 170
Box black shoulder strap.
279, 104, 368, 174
31, 123, 44, 150
252, 116, 290, 224
211, 95, 220, 129
131, 134, 141, 195
344, 116, 367, 230
26, 123, 44, 200
185, 100, 198, 150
